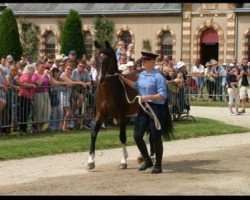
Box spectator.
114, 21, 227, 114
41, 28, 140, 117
17, 64, 36, 134
48, 67, 67, 132
221, 63, 228, 101
25, 55, 33, 65
134, 58, 143, 71
71, 60, 92, 128
162, 65, 180, 120
154, 57, 162, 72
123, 61, 135, 75
20, 54, 27, 66
0, 58, 7, 75
226, 67, 240, 115
191, 59, 205, 101
58, 60, 66, 75
118, 54, 127, 73
238, 57, 250, 113
67, 50, 78, 69
175, 61, 187, 120
16, 62, 26, 78
82, 54, 91, 71
0, 66, 7, 124
211, 59, 223, 101
116, 41, 126, 64
89, 57, 98, 85
60, 62, 75, 131
2, 56, 15, 76
44, 55, 55, 70
162, 55, 171, 67
205, 62, 216, 101
126, 43, 135, 62
31, 61, 52, 133
52, 55, 63, 69
2, 65, 20, 134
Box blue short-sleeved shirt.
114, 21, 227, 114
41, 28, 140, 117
135, 69, 167, 105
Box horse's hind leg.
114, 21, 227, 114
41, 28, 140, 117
119, 118, 129, 169
87, 118, 103, 170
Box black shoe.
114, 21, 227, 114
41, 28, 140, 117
138, 160, 153, 171
151, 166, 162, 174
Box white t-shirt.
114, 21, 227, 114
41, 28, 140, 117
192, 64, 205, 79
89, 67, 97, 82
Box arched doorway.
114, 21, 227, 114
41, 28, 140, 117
200, 28, 219, 65
247, 34, 250, 61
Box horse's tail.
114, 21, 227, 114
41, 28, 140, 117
162, 98, 174, 141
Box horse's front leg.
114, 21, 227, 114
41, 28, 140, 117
119, 118, 129, 169
87, 117, 103, 170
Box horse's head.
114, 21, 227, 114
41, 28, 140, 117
94, 40, 119, 84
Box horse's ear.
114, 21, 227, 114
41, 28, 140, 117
105, 40, 111, 49
94, 41, 101, 49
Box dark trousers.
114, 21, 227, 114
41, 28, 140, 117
17, 96, 32, 132
134, 103, 165, 167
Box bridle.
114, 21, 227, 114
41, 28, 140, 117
96, 52, 161, 130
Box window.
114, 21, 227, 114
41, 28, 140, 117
161, 31, 172, 60
45, 32, 55, 57
120, 31, 132, 50
84, 31, 93, 59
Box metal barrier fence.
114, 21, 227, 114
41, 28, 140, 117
187, 74, 229, 102
0, 75, 231, 135
0, 85, 96, 135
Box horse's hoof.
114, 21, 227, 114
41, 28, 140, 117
87, 162, 95, 170
119, 163, 127, 169
137, 156, 144, 164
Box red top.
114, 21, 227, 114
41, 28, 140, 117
18, 74, 35, 99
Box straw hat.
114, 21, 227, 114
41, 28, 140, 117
176, 61, 186, 69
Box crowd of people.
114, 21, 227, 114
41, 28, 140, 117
0, 50, 97, 136
0, 41, 250, 136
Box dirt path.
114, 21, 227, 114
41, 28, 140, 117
0, 106, 250, 195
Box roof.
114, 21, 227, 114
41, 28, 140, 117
3, 3, 182, 16
235, 3, 250, 13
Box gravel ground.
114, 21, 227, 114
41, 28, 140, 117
0, 106, 250, 195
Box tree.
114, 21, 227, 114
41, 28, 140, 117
60, 9, 85, 59
0, 8, 22, 61
94, 16, 114, 47
19, 18, 40, 61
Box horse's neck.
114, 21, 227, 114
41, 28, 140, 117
123, 70, 139, 82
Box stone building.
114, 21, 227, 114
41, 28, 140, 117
0, 3, 250, 67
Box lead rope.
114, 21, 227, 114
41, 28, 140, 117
119, 78, 161, 130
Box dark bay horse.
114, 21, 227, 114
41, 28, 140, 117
87, 41, 173, 169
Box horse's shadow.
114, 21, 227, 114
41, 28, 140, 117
163, 159, 237, 174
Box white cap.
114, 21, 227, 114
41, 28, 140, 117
6, 55, 13, 61
127, 61, 134, 67
55, 55, 63, 61
229, 63, 234, 67
154, 65, 162, 70
62, 56, 69, 61
176, 61, 186, 69
222, 63, 227, 66
118, 63, 128, 71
